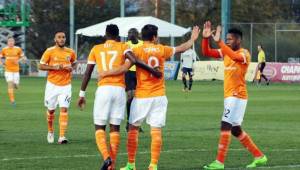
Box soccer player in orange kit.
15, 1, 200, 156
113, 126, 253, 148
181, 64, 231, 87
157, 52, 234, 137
0, 37, 27, 105
201, 21, 267, 170
77, 24, 161, 170
39, 30, 77, 144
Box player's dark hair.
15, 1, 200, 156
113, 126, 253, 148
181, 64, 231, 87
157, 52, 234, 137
105, 24, 119, 39
228, 28, 243, 39
141, 24, 158, 41
54, 30, 65, 36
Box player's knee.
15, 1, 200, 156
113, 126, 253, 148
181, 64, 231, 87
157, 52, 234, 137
60, 107, 68, 113
231, 126, 242, 137
221, 121, 232, 131
95, 124, 106, 131
110, 124, 120, 132
48, 109, 55, 114
128, 124, 139, 131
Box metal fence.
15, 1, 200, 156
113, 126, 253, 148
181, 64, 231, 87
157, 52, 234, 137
227, 23, 300, 63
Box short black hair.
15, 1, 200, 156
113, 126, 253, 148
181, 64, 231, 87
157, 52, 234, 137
228, 28, 242, 39
54, 30, 65, 35
141, 24, 158, 41
258, 44, 263, 49
105, 24, 119, 39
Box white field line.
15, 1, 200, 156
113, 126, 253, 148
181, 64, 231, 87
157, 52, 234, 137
1, 148, 300, 162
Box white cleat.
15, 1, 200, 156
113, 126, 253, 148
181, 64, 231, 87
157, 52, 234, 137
58, 136, 68, 144
47, 132, 54, 144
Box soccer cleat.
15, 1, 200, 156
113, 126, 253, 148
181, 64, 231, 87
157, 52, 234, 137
47, 132, 54, 143
203, 160, 224, 170
58, 136, 68, 144
120, 162, 136, 170
148, 163, 158, 170
246, 155, 268, 168
101, 157, 112, 170
11, 101, 16, 107
266, 80, 270, 86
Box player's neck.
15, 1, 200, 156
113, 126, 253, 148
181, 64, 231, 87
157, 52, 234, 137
130, 39, 138, 44
55, 45, 65, 49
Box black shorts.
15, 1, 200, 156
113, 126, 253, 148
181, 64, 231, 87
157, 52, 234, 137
125, 70, 137, 91
182, 67, 193, 76
259, 62, 266, 73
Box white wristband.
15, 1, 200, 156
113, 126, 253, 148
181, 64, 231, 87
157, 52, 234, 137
79, 90, 85, 97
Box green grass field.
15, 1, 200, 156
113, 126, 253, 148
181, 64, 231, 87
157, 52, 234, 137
0, 77, 300, 170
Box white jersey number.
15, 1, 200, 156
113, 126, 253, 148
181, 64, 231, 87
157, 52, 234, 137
100, 51, 118, 71
148, 56, 160, 77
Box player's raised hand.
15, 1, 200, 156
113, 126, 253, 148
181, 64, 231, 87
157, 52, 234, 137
202, 21, 214, 38
191, 26, 200, 41
212, 25, 222, 42
77, 97, 86, 110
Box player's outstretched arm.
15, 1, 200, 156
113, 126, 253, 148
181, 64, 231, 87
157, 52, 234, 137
126, 51, 162, 78
77, 64, 95, 110
174, 26, 200, 54
98, 60, 132, 79
201, 21, 222, 58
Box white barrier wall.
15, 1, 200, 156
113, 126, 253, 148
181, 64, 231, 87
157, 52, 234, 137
177, 61, 258, 82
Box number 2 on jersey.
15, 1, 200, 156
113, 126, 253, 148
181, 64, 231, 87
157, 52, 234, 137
100, 51, 118, 71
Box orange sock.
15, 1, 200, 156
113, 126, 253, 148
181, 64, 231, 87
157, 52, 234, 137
8, 88, 14, 103
96, 129, 110, 160
216, 131, 231, 164
47, 112, 55, 133
150, 128, 162, 165
59, 112, 68, 137
109, 132, 120, 165
127, 129, 139, 163
238, 131, 263, 158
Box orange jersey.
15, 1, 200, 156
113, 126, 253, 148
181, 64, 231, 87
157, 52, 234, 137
40, 46, 76, 86
0, 46, 24, 72
132, 42, 175, 98
202, 39, 250, 99
218, 41, 250, 99
88, 40, 131, 87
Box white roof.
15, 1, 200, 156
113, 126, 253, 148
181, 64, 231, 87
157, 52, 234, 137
76, 16, 190, 37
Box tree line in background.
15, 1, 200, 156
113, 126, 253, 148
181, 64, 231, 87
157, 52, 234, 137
25, 0, 297, 62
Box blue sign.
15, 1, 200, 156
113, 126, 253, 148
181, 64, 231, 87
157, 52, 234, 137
164, 61, 180, 80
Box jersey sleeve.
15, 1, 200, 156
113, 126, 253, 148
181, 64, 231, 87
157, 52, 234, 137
87, 47, 96, 64
40, 49, 51, 64
163, 45, 175, 59
123, 43, 132, 56
218, 41, 248, 63
70, 50, 77, 63
202, 38, 222, 58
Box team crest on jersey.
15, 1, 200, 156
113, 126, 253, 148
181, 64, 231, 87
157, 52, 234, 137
66, 56, 71, 61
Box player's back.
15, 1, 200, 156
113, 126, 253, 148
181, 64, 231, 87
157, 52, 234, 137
88, 40, 129, 87
133, 42, 174, 98
223, 48, 250, 99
